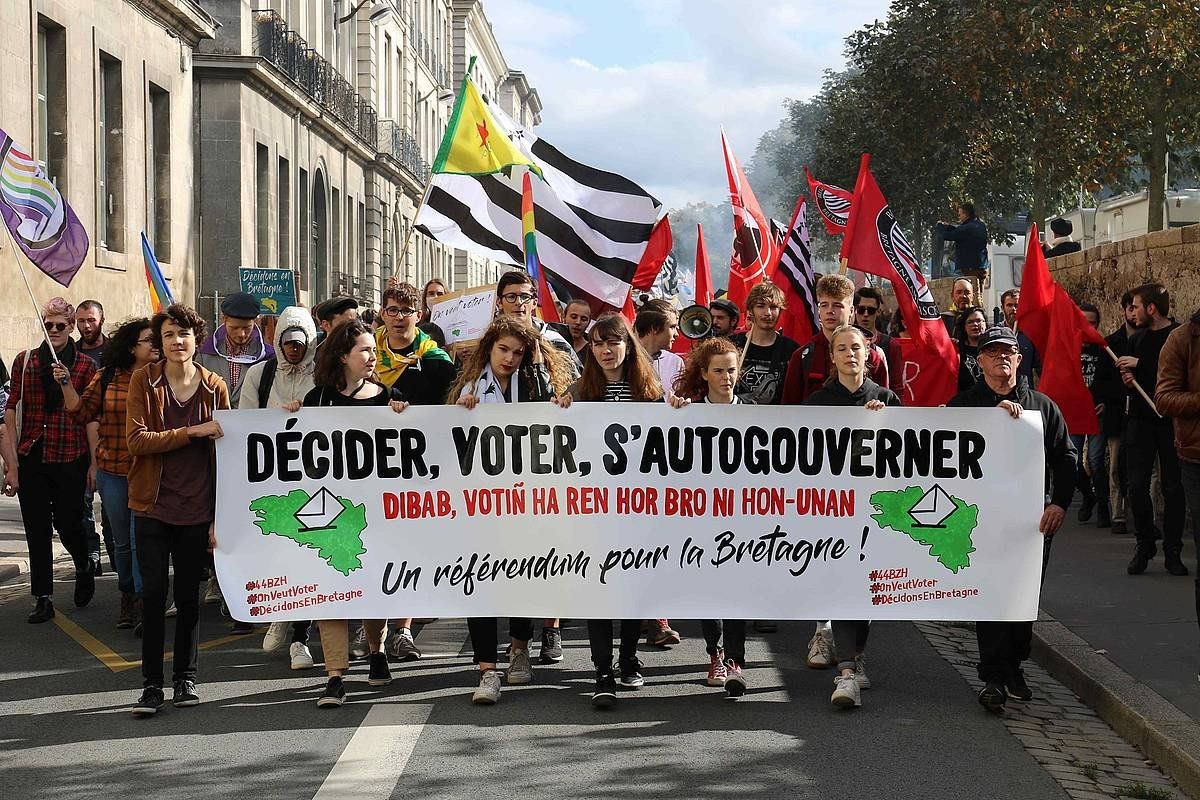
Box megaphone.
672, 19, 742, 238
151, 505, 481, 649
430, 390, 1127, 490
679, 304, 713, 340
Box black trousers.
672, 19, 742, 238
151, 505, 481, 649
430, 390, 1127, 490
587, 619, 641, 672
700, 619, 747, 666
136, 516, 208, 688
467, 617, 536, 663
1124, 417, 1185, 556
16, 443, 89, 597
976, 534, 1054, 684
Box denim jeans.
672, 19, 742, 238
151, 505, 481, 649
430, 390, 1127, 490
94, 469, 141, 594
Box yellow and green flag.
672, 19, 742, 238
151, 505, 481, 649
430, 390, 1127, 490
431, 60, 541, 178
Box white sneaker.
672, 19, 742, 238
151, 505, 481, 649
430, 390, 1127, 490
507, 649, 533, 685
472, 670, 502, 705
831, 674, 862, 708
165, 602, 177, 618
263, 622, 290, 653
806, 624, 833, 669
289, 641, 316, 670
204, 577, 222, 604
854, 654, 871, 689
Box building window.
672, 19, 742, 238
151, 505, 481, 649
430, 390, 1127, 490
148, 84, 171, 259
98, 52, 125, 252
358, 200, 366, 282
298, 167, 309, 282
255, 144, 270, 268
278, 156, 291, 269
346, 198, 355, 279
380, 200, 390, 284
331, 186, 342, 278
37, 19, 68, 191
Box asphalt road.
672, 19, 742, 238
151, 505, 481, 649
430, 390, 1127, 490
0, 574, 1070, 800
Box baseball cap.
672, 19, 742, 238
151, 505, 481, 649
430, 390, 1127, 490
977, 326, 1018, 350
280, 327, 308, 346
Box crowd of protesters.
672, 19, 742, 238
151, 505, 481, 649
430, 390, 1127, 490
0, 257, 1196, 718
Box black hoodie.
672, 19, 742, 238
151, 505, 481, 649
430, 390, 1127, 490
804, 377, 901, 408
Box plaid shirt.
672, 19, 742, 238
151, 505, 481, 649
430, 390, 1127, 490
5, 349, 96, 463
70, 367, 134, 475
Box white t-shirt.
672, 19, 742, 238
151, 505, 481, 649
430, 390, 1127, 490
651, 349, 685, 401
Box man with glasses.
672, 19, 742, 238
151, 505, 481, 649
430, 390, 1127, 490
942, 278, 976, 334
854, 287, 904, 394
3, 297, 98, 624
495, 271, 580, 371
948, 326, 1076, 712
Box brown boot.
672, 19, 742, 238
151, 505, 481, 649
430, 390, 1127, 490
117, 592, 135, 629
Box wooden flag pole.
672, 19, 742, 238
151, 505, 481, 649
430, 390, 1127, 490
1104, 344, 1161, 418
394, 177, 436, 287
0, 220, 60, 365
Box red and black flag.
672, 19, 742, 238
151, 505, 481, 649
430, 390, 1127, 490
721, 130, 777, 311
805, 166, 853, 237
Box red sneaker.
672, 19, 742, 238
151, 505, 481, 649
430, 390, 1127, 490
648, 619, 681, 647
707, 649, 728, 686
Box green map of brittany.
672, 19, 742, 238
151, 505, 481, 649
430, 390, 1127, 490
250, 489, 368, 576
869, 486, 979, 573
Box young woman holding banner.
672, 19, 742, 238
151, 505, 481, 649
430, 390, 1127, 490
804, 324, 900, 710
673, 337, 756, 696
556, 313, 688, 708
447, 315, 574, 704
299, 320, 409, 708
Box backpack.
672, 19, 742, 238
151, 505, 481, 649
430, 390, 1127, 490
257, 359, 279, 409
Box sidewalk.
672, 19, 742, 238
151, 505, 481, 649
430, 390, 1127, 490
1039, 507, 1200, 797
0, 494, 68, 584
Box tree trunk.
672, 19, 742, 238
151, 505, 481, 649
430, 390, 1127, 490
1146, 112, 1168, 233
1030, 191, 1048, 241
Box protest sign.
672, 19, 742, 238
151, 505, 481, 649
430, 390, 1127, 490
214, 404, 1046, 622
427, 285, 496, 345
239, 268, 297, 316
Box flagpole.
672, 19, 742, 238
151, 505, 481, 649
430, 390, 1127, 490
1104, 345, 1161, 418
0, 218, 60, 364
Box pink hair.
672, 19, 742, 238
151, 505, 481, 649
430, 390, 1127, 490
42, 296, 75, 322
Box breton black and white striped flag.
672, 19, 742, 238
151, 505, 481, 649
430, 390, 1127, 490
415, 103, 662, 308
773, 197, 818, 337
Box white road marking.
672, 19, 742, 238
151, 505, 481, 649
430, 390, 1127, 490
311, 703, 434, 800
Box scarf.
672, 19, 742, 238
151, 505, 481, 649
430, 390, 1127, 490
38, 338, 77, 413
468, 363, 519, 404
374, 327, 450, 388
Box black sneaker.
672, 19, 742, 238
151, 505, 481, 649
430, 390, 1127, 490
1165, 553, 1190, 576
27, 596, 55, 624
592, 671, 617, 708
132, 686, 165, 717
619, 657, 645, 689
1005, 670, 1034, 702
978, 682, 1006, 712
539, 626, 564, 664
172, 679, 200, 707
1112, 519, 1128, 535
1077, 495, 1095, 523
74, 565, 96, 607
230, 620, 255, 635
367, 652, 393, 686
1127, 549, 1153, 575
317, 677, 346, 708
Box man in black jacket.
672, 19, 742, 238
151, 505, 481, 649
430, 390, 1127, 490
937, 203, 988, 281
948, 326, 1076, 712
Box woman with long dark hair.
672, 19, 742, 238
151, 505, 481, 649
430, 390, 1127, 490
953, 306, 988, 390
60, 318, 159, 629
448, 316, 573, 704
557, 313, 687, 707
299, 320, 408, 708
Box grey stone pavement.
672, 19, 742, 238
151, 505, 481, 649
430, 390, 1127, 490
0, 493, 1197, 799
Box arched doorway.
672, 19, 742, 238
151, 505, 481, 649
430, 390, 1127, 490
312, 170, 329, 301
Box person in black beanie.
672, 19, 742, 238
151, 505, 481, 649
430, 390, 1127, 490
1044, 218, 1083, 258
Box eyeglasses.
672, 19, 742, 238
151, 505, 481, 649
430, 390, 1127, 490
501, 292, 536, 305
855, 305, 879, 315
136, 337, 157, 346
382, 306, 419, 317
43, 321, 69, 332
980, 347, 1018, 359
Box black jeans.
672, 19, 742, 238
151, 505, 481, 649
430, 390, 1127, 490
976, 535, 1054, 685
1124, 417, 1185, 556
1176, 461, 1200, 575
701, 619, 747, 666
136, 516, 208, 688
16, 442, 89, 597
467, 617, 536, 663
587, 619, 641, 672
831, 621, 871, 671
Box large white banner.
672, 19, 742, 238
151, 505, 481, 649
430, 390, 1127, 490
213, 405, 1046, 622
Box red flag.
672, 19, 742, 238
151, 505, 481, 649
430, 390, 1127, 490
694, 223, 713, 307
722, 130, 777, 311
840, 154, 958, 406
1016, 224, 1106, 434
631, 218, 673, 293
805, 167, 853, 236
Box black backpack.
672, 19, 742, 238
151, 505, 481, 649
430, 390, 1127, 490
256, 359, 279, 409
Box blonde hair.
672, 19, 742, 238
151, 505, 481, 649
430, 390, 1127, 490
815, 274, 855, 302
746, 281, 785, 310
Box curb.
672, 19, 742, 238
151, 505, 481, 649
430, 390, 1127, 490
0, 561, 22, 584
1032, 613, 1200, 799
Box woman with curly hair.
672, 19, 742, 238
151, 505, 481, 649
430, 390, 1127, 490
447, 316, 572, 705
953, 305, 988, 390
556, 313, 687, 708
60, 317, 159, 629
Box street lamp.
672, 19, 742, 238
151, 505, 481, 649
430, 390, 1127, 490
335, 0, 393, 26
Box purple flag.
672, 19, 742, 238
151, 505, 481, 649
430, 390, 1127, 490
0, 129, 88, 286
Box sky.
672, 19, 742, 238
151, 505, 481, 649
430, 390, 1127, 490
484, 0, 893, 212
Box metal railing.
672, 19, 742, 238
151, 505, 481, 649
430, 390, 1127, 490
378, 120, 430, 182
252, 9, 378, 147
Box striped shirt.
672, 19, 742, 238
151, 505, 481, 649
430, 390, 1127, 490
603, 381, 633, 402
70, 367, 134, 475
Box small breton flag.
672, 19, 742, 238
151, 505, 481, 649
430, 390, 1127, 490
141, 232, 175, 313
521, 172, 559, 323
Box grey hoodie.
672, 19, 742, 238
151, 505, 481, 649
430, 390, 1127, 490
237, 306, 318, 409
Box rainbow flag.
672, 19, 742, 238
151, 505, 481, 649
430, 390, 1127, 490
521, 171, 559, 323
141, 232, 175, 313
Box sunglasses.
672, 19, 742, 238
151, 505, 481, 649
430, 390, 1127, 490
855, 305, 879, 315
43, 321, 69, 332
382, 306, 418, 317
